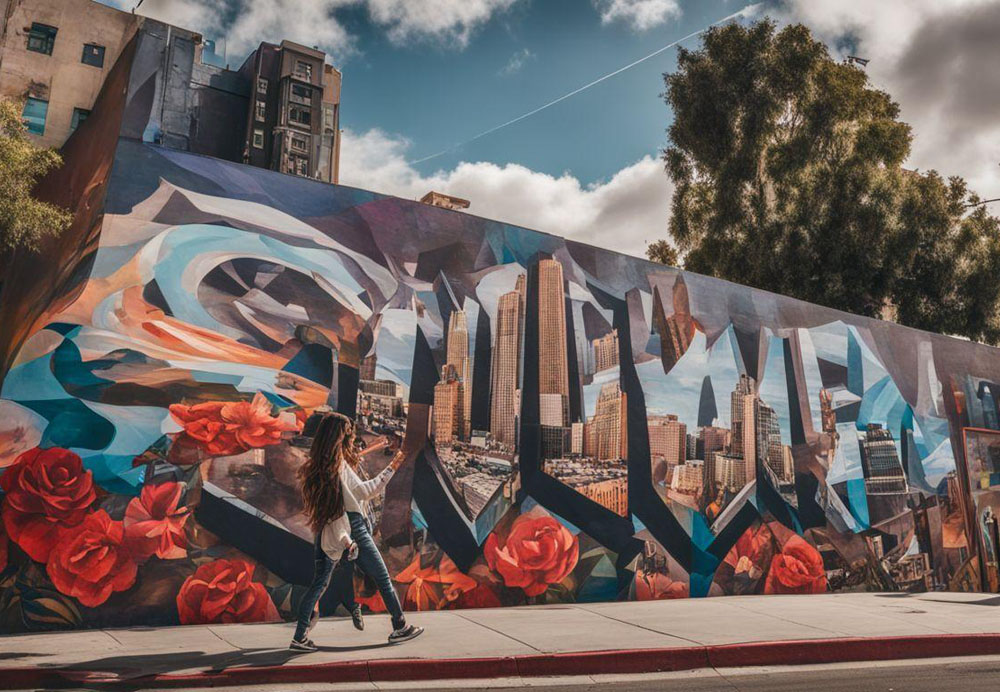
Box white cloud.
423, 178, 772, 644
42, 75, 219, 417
227, 0, 357, 61
102, 0, 523, 60
594, 0, 682, 32
499, 47, 535, 76
339, 128, 672, 259
776, 0, 1000, 198
364, 0, 522, 48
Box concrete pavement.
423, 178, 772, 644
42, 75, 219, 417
2, 591, 1000, 688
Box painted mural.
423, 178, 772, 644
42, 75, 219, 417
3, 135, 1000, 633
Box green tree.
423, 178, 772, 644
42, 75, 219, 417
652, 19, 1000, 344
0, 97, 71, 259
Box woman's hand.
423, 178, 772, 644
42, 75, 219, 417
345, 541, 359, 561
389, 449, 407, 471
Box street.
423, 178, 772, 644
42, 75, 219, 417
84, 657, 1000, 692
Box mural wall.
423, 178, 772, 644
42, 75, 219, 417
1, 33, 1000, 633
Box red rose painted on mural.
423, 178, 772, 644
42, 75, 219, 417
46, 510, 138, 607
635, 570, 689, 600
0, 447, 96, 563
0, 519, 8, 573
176, 558, 279, 625
124, 482, 190, 560
763, 535, 827, 595
169, 393, 301, 457
484, 510, 579, 597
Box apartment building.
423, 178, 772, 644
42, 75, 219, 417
0, 0, 138, 147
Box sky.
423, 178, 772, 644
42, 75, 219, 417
101, 0, 1000, 258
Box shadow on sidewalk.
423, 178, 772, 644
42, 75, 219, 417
36, 641, 394, 686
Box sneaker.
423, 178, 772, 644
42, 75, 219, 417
307, 608, 320, 634
351, 605, 365, 631
388, 624, 424, 644
289, 637, 318, 652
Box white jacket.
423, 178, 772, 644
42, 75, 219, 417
319, 463, 394, 559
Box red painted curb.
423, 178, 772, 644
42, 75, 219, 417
3, 633, 1000, 689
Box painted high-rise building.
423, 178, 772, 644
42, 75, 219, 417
537, 259, 570, 426
489, 275, 525, 447
652, 275, 698, 374
433, 363, 462, 444
648, 414, 686, 467
445, 309, 471, 440
730, 373, 756, 458
594, 380, 627, 461
592, 329, 619, 373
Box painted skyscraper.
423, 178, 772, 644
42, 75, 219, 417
489, 275, 526, 447
537, 259, 570, 426
445, 309, 471, 440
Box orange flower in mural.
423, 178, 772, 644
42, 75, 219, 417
46, 510, 138, 607
484, 511, 579, 597
763, 535, 827, 595
124, 482, 190, 560
635, 570, 688, 600
169, 392, 301, 456
0, 447, 96, 563
176, 558, 279, 625
395, 554, 481, 610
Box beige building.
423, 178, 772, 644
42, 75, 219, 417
0, 0, 138, 148
433, 364, 463, 445
579, 477, 627, 517
489, 275, 525, 448
537, 258, 570, 427
444, 309, 471, 440
648, 414, 686, 466
592, 329, 619, 374
593, 380, 627, 461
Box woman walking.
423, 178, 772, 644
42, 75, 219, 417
291, 412, 422, 651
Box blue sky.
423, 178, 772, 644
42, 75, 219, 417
333, 0, 742, 185
105, 0, 1000, 258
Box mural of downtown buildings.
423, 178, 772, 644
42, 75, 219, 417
3, 25, 1000, 635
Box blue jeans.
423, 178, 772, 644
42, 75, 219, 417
336, 512, 406, 629
294, 512, 405, 641
293, 533, 337, 641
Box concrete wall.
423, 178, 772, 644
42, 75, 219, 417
0, 19, 998, 635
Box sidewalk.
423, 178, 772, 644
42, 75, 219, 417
3, 591, 1000, 689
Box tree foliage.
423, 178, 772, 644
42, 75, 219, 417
0, 97, 71, 254
652, 19, 1000, 344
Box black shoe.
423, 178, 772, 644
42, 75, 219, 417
307, 609, 319, 634
351, 605, 365, 631
388, 624, 424, 644
289, 637, 318, 652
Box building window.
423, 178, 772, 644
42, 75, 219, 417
252, 129, 264, 149
81, 43, 105, 67
294, 60, 312, 81
70, 107, 90, 131
255, 100, 266, 121
257, 77, 268, 94
290, 83, 311, 104
290, 135, 308, 152
26, 23, 57, 55
288, 106, 311, 127
22, 97, 48, 135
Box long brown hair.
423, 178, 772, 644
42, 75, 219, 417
299, 411, 359, 534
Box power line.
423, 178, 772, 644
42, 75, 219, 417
407, 4, 761, 166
